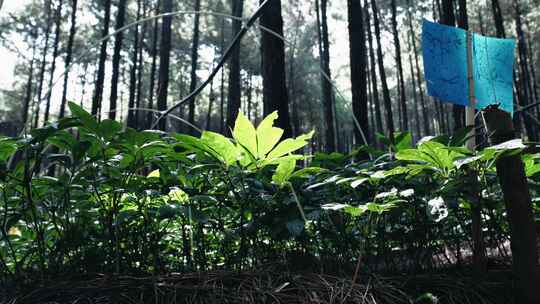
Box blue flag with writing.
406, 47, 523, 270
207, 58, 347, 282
422, 19, 516, 113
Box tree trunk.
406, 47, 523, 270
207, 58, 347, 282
92, 0, 111, 118
108, 0, 128, 120
407, 39, 421, 138
147, 0, 161, 129
364, 0, 383, 139
156, 0, 173, 130
513, 0, 537, 141
135, 0, 148, 128
43, 0, 64, 125
127, 0, 142, 129
440, 0, 464, 131
491, 0, 506, 38
59, 0, 78, 119
23, 33, 37, 128
406, 0, 430, 135
226, 0, 243, 131
260, 0, 292, 138
33, 0, 53, 128
391, 0, 408, 132
219, 18, 225, 134
188, 0, 201, 134
370, 0, 395, 143
347, 0, 369, 146
316, 0, 336, 150
206, 62, 216, 131
483, 106, 540, 304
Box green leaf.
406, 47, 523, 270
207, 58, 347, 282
201, 131, 238, 165
393, 132, 412, 151
169, 187, 189, 203
99, 119, 123, 140
266, 131, 314, 160
256, 111, 283, 158
290, 167, 326, 179
147, 169, 160, 178
68, 102, 99, 133
272, 158, 296, 186
233, 112, 257, 158
47, 130, 77, 151
0, 138, 18, 162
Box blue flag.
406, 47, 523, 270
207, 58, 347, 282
421, 19, 516, 113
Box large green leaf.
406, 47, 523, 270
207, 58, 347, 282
256, 111, 283, 158
201, 131, 238, 165
393, 132, 412, 151
0, 138, 18, 161
68, 102, 99, 133
272, 158, 296, 187
233, 112, 257, 158
99, 119, 123, 141
266, 131, 314, 160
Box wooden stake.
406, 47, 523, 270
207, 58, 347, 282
466, 29, 486, 277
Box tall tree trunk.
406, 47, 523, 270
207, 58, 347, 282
127, 0, 142, 129
523, 21, 538, 106
260, 0, 292, 138
188, 0, 202, 134
440, 0, 464, 131
347, 0, 369, 146
108, 0, 128, 120
407, 39, 421, 138
135, 0, 148, 128
23, 33, 37, 128
206, 60, 216, 131
391, 0, 408, 132
59, 0, 78, 119
364, 0, 383, 138
147, 0, 161, 129
406, 0, 430, 135
92, 0, 111, 118
219, 19, 225, 134
370, 0, 395, 142
156, 0, 173, 130
316, 0, 336, 150
33, 0, 53, 128
483, 107, 540, 304
226, 0, 243, 131
43, 0, 64, 125
514, 0, 536, 140
491, 0, 506, 38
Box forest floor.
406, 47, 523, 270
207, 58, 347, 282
1, 265, 517, 304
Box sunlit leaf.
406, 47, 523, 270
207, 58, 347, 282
256, 111, 283, 158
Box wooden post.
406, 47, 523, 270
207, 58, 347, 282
483, 106, 540, 304
466, 30, 486, 276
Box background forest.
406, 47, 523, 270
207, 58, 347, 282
1, 0, 540, 304
0, 0, 538, 148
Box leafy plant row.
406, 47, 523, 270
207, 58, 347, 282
0, 103, 539, 283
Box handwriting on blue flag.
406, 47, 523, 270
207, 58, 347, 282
422, 19, 469, 106
473, 34, 516, 113
421, 19, 516, 113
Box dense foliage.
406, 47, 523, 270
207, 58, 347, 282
1, 105, 539, 285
